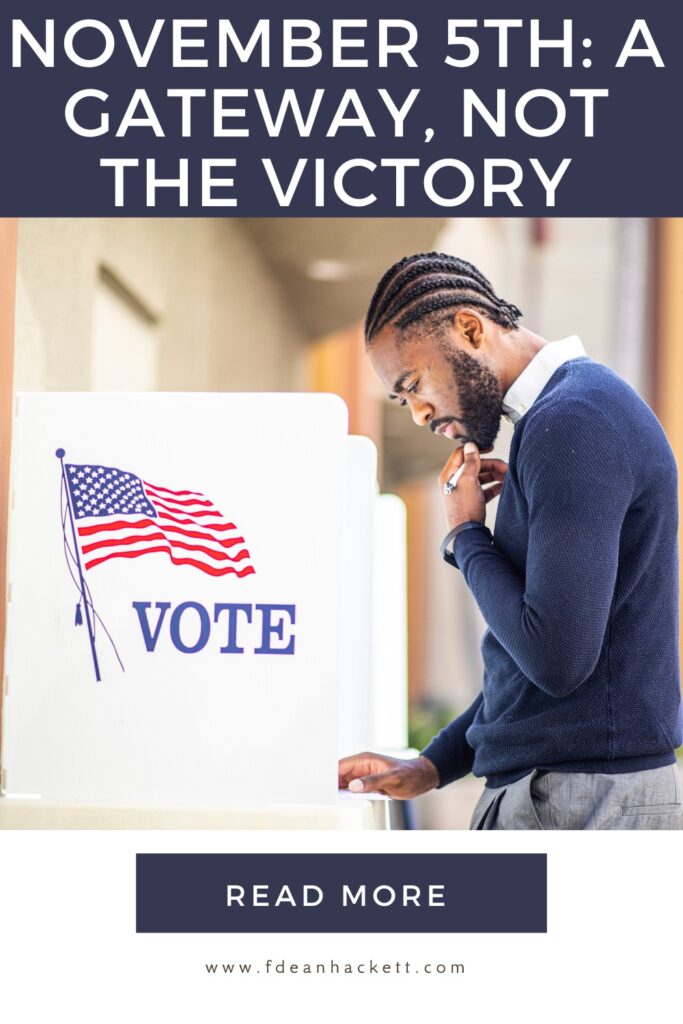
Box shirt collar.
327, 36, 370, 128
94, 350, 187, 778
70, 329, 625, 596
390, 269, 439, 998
501, 335, 587, 425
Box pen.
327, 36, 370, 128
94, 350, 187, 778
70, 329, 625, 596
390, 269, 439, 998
443, 462, 466, 495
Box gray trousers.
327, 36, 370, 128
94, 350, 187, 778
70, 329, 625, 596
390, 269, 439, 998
470, 763, 683, 830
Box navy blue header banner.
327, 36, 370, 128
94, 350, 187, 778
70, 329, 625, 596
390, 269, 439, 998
1, 1, 677, 216
136, 853, 547, 933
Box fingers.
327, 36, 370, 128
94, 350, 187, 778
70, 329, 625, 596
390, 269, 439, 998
341, 756, 440, 799
479, 458, 509, 478
338, 752, 393, 788
479, 458, 508, 499
439, 449, 507, 488
479, 457, 508, 502
347, 768, 418, 798
347, 770, 400, 795
461, 440, 481, 478
482, 482, 503, 503
438, 445, 465, 487
338, 752, 375, 774
440, 441, 483, 487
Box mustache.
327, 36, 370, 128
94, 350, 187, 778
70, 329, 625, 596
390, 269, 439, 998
430, 416, 456, 434
430, 416, 474, 442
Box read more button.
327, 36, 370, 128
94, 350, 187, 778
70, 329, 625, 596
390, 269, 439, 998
136, 853, 546, 933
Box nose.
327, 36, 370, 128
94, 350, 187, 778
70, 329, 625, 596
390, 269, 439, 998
406, 395, 433, 427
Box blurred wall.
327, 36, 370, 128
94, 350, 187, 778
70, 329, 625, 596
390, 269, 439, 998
655, 218, 683, 685
435, 218, 627, 383
14, 219, 308, 394
0, 220, 17, 748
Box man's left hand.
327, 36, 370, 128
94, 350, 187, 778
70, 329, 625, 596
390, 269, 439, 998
439, 442, 508, 532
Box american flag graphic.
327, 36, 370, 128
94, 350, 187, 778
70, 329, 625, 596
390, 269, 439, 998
63, 462, 255, 578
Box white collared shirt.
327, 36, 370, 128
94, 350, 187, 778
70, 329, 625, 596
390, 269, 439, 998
501, 335, 588, 425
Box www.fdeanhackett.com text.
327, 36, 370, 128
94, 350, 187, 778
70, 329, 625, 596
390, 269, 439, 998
204, 958, 465, 977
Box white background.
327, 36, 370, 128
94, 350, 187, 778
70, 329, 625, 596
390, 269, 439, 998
0, 828, 679, 1023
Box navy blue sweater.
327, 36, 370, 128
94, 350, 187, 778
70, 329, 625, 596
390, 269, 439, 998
422, 356, 683, 788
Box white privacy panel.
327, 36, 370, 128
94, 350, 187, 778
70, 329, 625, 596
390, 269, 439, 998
338, 435, 377, 757
371, 494, 409, 751
3, 392, 347, 808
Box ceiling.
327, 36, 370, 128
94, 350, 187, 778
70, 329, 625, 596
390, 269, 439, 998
242, 217, 446, 340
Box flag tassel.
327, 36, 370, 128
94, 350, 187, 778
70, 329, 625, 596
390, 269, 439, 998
75, 602, 83, 626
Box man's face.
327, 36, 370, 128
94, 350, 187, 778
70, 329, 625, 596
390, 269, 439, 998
369, 319, 504, 451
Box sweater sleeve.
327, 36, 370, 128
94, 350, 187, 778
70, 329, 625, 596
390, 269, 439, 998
420, 692, 483, 787
453, 401, 635, 698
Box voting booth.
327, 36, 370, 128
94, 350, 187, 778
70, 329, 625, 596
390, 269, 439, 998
338, 435, 377, 756
371, 494, 409, 753
0, 393, 408, 829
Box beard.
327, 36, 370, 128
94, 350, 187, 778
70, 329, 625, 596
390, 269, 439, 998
439, 349, 504, 449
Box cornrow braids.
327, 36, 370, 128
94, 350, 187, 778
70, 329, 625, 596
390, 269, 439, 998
364, 252, 523, 344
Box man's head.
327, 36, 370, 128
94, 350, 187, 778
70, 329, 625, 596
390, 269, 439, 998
364, 252, 523, 451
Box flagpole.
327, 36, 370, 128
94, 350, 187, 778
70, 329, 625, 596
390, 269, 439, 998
56, 448, 101, 682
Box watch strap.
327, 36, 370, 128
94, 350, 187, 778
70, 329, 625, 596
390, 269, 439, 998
440, 521, 492, 569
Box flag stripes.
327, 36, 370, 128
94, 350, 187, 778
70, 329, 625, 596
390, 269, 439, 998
64, 462, 255, 578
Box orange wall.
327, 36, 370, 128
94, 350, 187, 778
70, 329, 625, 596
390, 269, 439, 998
307, 323, 383, 474
655, 219, 683, 683
395, 480, 430, 705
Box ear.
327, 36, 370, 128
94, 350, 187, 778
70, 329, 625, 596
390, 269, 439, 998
453, 308, 486, 348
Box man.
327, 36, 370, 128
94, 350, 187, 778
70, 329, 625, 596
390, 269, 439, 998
338, 251, 683, 829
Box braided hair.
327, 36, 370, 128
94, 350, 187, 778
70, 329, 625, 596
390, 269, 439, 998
364, 252, 522, 344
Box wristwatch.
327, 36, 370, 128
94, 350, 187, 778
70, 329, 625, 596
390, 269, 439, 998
440, 521, 493, 569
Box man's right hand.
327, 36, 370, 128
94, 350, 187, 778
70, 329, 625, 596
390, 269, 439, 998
338, 752, 440, 799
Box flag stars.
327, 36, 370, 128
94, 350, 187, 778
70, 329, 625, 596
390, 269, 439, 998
67, 465, 158, 522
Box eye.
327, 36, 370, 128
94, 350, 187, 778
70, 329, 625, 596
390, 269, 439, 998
395, 380, 417, 407
400, 380, 420, 406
